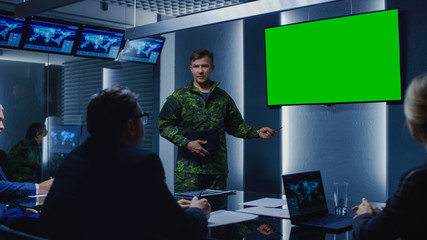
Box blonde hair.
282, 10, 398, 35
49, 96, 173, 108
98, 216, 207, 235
404, 74, 427, 128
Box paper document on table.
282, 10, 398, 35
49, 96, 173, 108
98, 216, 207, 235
240, 197, 287, 208
237, 206, 290, 219
175, 189, 235, 199
208, 210, 258, 227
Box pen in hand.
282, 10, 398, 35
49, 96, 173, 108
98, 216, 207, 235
197, 190, 204, 199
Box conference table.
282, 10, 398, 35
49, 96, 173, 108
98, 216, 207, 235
0, 191, 363, 240
202, 190, 356, 240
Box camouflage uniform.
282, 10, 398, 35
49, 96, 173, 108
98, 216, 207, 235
159, 79, 259, 192
7, 138, 42, 182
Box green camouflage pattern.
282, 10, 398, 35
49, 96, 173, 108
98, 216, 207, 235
159, 79, 259, 175
7, 138, 42, 182
174, 172, 227, 209
174, 172, 227, 192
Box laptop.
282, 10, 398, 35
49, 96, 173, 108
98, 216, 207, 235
282, 171, 353, 232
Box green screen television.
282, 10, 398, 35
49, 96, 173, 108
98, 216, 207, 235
265, 9, 401, 106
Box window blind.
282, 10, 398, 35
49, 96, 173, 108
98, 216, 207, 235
61, 58, 155, 151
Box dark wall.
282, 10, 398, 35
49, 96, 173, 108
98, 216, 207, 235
387, 0, 427, 195
243, 13, 282, 194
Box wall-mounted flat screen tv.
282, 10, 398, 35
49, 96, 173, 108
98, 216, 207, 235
49, 125, 80, 154
264, 9, 401, 106
0, 11, 27, 49
118, 36, 165, 64
23, 17, 79, 55
74, 26, 124, 59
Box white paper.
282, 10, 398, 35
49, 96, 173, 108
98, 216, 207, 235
240, 197, 287, 208
208, 210, 258, 227
237, 206, 290, 219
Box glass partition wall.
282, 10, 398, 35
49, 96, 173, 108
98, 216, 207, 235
0, 1, 160, 182
0, 51, 159, 181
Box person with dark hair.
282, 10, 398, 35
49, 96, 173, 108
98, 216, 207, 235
159, 49, 277, 192
351, 73, 427, 240
7, 122, 47, 182
39, 86, 211, 240
0, 104, 52, 197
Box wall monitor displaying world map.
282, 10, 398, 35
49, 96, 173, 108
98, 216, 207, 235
23, 17, 80, 55
0, 10, 165, 64
0, 11, 27, 49
74, 26, 125, 59
118, 37, 165, 64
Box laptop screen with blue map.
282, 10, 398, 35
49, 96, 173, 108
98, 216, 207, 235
282, 171, 353, 232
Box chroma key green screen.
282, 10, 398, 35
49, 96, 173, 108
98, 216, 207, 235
264, 9, 401, 106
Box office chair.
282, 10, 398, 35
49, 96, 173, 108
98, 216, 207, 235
0, 150, 7, 176
0, 224, 47, 240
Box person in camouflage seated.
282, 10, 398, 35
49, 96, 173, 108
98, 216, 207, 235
7, 122, 47, 182
159, 49, 277, 193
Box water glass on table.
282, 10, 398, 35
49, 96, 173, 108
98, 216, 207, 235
333, 181, 348, 216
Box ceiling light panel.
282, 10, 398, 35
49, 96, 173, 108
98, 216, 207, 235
103, 0, 252, 17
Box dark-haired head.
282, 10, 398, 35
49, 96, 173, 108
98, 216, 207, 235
26, 122, 46, 141
190, 49, 214, 65
87, 86, 141, 142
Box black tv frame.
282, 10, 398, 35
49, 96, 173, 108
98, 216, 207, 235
48, 125, 81, 154
118, 36, 165, 65
22, 15, 81, 56
72, 24, 125, 60
264, 9, 402, 107
0, 10, 28, 49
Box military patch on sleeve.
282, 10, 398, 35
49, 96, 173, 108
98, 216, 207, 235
159, 96, 181, 119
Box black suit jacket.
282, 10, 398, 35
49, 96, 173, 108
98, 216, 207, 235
353, 163, 427, 240
39, 136, 207, 240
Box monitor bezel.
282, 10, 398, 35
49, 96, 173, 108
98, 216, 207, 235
22, 15, 81, 56
118, 36, 166, 65
264, 9, 403, 107
0, 10, 28, 49
72, 24, 125, 60
48, 125, 81, 154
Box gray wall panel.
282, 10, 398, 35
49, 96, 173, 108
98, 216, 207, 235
243, 13, 282, 194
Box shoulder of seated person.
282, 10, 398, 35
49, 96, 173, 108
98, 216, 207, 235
403, 168, 427, 183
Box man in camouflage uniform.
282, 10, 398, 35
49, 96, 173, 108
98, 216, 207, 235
159, 49, 276, 193
7, 122, 47, 182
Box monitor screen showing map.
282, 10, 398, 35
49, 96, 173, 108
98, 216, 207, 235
23, 18, 79, 55
0, 11, 26, 48
118, 37, 165, 64
49, 125, 80, 154
74, 27, 124, 59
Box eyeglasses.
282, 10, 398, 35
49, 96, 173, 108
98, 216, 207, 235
135, 112, 150, 124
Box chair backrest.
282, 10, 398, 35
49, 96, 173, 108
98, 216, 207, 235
0, 150, 8, 180
0, 224, 47, 240
0, 150, 6, 169
0, 149, 8, 174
